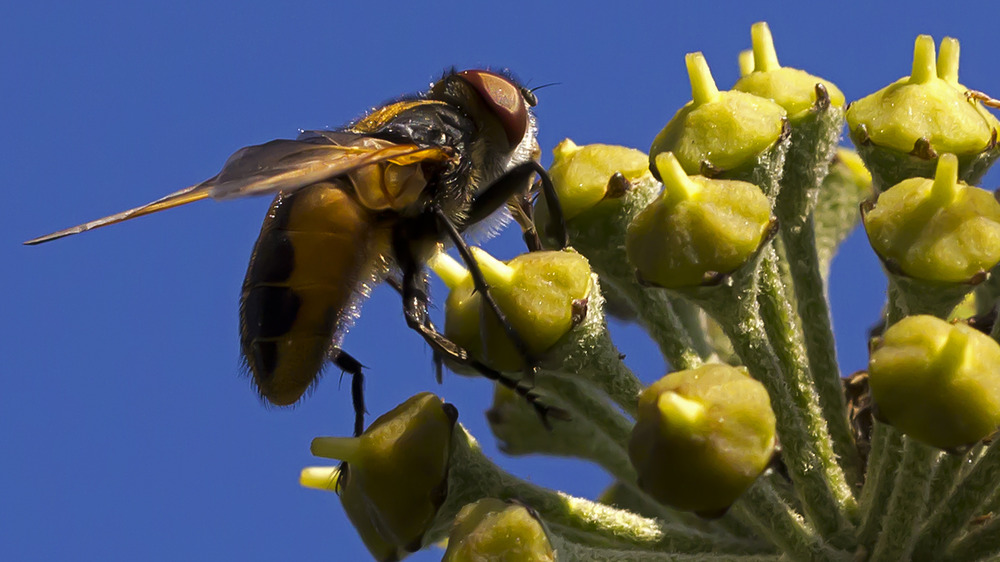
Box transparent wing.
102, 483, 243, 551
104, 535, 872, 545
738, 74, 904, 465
25, 136, 452, 245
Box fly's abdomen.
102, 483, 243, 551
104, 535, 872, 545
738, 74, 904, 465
241, 182, 376, 406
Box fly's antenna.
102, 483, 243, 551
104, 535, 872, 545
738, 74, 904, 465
529, 82, 561, 94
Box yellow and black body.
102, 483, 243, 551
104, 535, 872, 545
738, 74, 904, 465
26, 69, 568, 436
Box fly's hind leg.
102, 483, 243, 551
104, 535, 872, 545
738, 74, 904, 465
331, 348, 365, 437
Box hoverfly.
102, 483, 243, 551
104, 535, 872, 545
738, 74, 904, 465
26, 69, 568, 436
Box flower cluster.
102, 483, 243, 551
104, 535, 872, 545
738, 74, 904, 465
302, 23, 1000, 561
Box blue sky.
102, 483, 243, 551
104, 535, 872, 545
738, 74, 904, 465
5, 1, 1000, 560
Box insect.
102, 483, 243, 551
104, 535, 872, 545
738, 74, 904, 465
967, 89, 1000, 109
26, 69, 568, 436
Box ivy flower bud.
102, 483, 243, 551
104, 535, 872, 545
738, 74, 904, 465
532, 140, 715, 370
863, 153, 1000, 283
308, 393, 458, 552
437, 248, 594, 372
628, 364, 777, 515
847, 35, 1000, 190
732, 21, 847, 231
626, 152, 773, 289
539, 139, 651, 222
868, 315, 1000, 449
442, 499, 556, 562
649, 52, 787, 178
299, 466, 406, 561
733, 22, 846, 123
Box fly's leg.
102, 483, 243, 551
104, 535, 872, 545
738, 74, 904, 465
465, 161, 568, 250
330, 348, 365, 489
434, 208, 541, 386
529, 161, 569, 249
332, 348, 365, 437
507, 188, 542, 252
388, 275, 445, 384
391, 228, 568, 427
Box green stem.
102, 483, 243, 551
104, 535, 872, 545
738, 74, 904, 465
550, 533, 782, 561
982, 479, 1000, 514
942, 513, 1000, 562
679, 260, 855, 542
911, 439, 1000, 560
490, 374, 636, 483
991, 305, 1000, 343
975, 265, 1000, 317
545, 284, 645, 417
620, 281, 706, 371
868, 437, 937, 561
885, 283, 907, 326
599, 480, 712, 530
867, 283, 918, 546
730, 478, 847, 562
924, 450, 964, 519
671, 296, 716, 361
857, 422, 905, 551
756, 246, 859, 520
439, 427, 774, 555
781, 218, 863, 486
537, 374, 633, 447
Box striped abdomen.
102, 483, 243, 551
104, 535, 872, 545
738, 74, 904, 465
240, 182, 380, 405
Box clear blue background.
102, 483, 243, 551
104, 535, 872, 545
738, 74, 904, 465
5, 1, 999, 560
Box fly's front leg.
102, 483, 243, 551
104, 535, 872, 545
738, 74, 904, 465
507, 188, 542, 252
434, 208, 541, 385
465, 161, 568, 250
529, 161, 569, 249
391, 229, 567, 427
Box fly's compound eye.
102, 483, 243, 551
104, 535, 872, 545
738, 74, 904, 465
456, 70, 529, 149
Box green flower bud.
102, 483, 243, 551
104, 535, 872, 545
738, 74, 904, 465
308, 393, 458, 551
541, 139, 651, 222
733, 22, 846, 123
863, 153, 1000, 283
442, 499, 556, 562
868, 315, 1000, 449
437, 248, 594, 372
649, 52, 787, 178
533, 139, 715, 370
628, 364, 777, 515
626, 152, 773, 289
300, 466, 407, 561
433, 252, 484, 368
847, 35, 1000, 190
732, 21, 847, 237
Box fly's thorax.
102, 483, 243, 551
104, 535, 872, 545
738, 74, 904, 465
240, 182, 383, 406
352, 99, 454, 134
